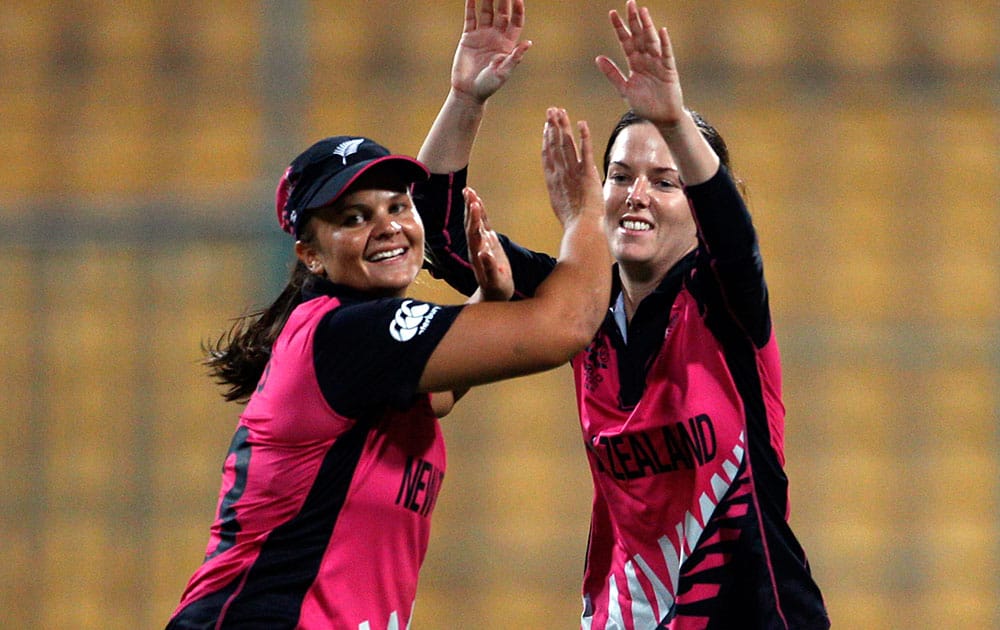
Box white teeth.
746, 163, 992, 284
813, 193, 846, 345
621, 220, 652, 231
368, 248, 404, 262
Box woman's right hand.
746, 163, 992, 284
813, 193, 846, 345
418, 0, 531, 176
541, 108, 604, 228
451, 0, 532, 105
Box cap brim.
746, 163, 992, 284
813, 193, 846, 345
303, 155, 430, 212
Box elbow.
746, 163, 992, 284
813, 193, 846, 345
565, 285, 610, 352
511, 324, 590, 371
565, 313, 601, 357
538, 308, 602, 366
522, 267, 611, 368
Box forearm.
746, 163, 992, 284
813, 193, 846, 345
419, 168, 555, 298
687, 165, 754, 255
418, 208, 610, 394
417, 168, 479, 295
533, 211, 612, 346
418, 89, 486, 173
656, 111, 720, 187
529, 109, 609, 344
687, 167, 771, 345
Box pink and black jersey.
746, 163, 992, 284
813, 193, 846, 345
419, 167, 829, 629
168, 278, 462, 630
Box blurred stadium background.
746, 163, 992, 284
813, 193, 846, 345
1, 1, 997, 628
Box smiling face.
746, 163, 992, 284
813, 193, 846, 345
603, 121, 697, 280
295, 170, 424, 298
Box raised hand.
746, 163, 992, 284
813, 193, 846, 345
464, 187, 514, 301
452, 0, 532, 104
541, 108, 604, 227
595, 0, 685, 129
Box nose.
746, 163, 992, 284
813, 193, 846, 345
373, 213, 403, 238
626, 176, 649, 209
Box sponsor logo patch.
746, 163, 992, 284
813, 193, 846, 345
390, 300, 440, 342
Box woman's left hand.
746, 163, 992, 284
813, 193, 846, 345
464, 186, 514, 301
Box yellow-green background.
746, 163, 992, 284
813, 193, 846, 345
1, 1, 996, 628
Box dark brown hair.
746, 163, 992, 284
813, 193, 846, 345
203, 258, 312, 403
602, 109, 734, 181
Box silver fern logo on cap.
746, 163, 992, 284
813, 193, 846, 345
333, 138, 365, 164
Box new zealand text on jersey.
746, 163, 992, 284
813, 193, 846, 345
395, 456, 444, 517
590, 414, 717, 480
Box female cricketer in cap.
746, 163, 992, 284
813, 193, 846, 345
165, 101, 609, 630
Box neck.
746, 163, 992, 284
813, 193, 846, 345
617, 266, 662, 323
617, 244, 695, 322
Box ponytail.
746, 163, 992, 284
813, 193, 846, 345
204, 260, 312, 403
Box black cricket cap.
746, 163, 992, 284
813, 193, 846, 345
275, 136, 429, 237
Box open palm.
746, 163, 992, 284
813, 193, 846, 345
452, 0, 531, 103
595, 0, 685, 127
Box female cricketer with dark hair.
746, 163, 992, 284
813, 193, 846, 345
165, 94, 610, 630
418, 1, 830, 627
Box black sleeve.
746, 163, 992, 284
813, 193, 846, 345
686, 165, 772, 347
413, 167, 559, 299
312, 298, 463, 418
414, 169, 478, 295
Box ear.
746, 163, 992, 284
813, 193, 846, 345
295, 240, 324, 276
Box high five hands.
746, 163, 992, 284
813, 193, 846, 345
596, 0, 686, 130
452, 0, 533, 105
541, 108, 603, 228
464, 187, 514, 302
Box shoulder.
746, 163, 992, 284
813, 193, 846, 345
316, 297, 464, 353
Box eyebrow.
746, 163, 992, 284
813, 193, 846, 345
335, 190, 411, 212
608, 160, 679, 175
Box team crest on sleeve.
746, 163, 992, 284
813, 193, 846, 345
390, 300, 441, 342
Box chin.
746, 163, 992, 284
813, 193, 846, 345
374, 271, 420, 297
613, 245, 654, 266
